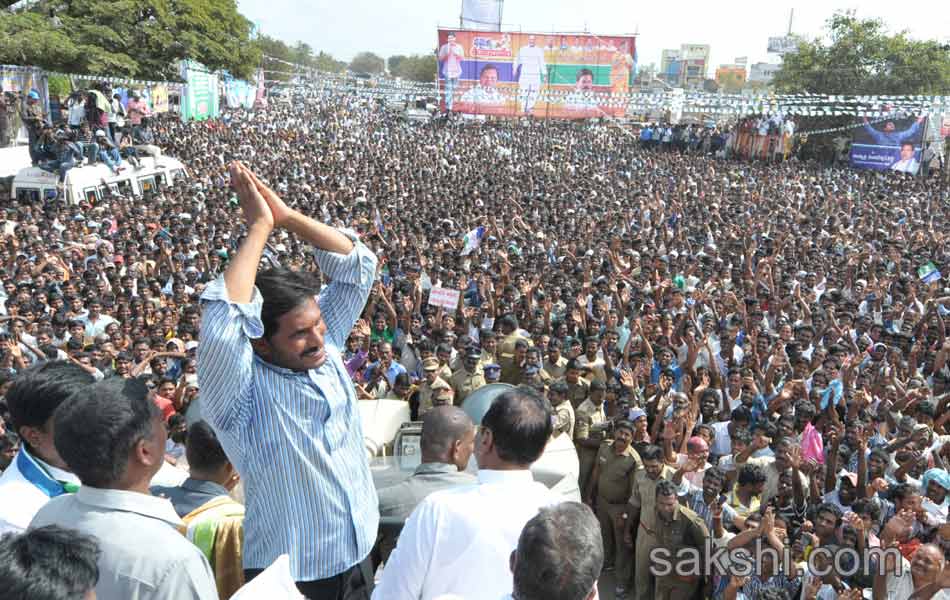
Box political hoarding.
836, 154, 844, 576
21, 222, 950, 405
437, 29, 635, 119
180, 60, 219, 121
850, 116, 928, 175
767, 36, 799, 55
151, 84, 169, 114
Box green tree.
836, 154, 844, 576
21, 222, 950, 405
314, 51, 345, 74
0, 0, 261, 79
403, 55, 436, 83
47, 73, 71, 97
291, 42, 313, 67
255, 37, 345, 80
773, 12, 950, 95
349, 51, 384, 75
257, 34, 294, 81
389, 54, 436, 83
387, 55, 406, 74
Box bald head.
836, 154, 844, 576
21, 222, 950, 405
421, 406, 475, 469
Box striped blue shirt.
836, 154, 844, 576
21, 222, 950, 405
197, 232, 379, 581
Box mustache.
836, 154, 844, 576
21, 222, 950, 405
300, 346, 323, 357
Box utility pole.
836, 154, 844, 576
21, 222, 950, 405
787, 8, 794, 35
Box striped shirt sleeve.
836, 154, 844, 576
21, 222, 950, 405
314, 232, 378, 349
197, 277, 264, 434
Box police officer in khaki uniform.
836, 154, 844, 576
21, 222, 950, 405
497, 315, 529, 359
478, 329, 498, 368
435, 343, 454, 383
647, 479, 709, 600
430, 382, 454, 411
548, 381, 575, 440
543, 340, 568, 380
21, 90, 46, 164
625, 444, 687, 600
524, 346, 550, 385
574, 390, 606, 492
417, 357, 453, 417
449, 347, 486, 406
500, 339, 529, 385
560, 358, 590, 409
584, 420, 639, 595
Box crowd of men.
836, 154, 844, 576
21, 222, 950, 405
0, 86, 948, 600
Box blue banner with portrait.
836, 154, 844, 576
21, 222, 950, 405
850, 115, 927, 175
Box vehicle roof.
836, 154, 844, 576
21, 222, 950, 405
13, 155, 185, 188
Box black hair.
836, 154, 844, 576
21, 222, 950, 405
393, 372, 411, 388
639, 444, 663, 462
256, 267, 321, 339
850, 498, 881, 522
737, 463, 767, 487
0, 430, 18, 452
815, 501, 844, 526
421, 406, 474, 459
655, 478, 679, 498
6, 361, 95, 436
0, 525, 100, 600
704, 465, 726, 484
53, 377, 159, 488
481, 386, 553, 466
185, 421, 229, 474
730, 406, 752, 423
512, 502, 603, 600
891, 482, 919, 502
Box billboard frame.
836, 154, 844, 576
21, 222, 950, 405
436, 27, 637, 120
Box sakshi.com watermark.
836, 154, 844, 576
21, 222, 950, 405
649, 539, 905, 579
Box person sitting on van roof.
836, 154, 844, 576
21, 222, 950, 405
132, 118, 161, 158
93, 130, 124, 176
75, 123, 100, 166
37, 130, 83, 191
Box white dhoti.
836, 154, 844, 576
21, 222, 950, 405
518, 77, 542, 114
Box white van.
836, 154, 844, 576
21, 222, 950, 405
10, 154, 188, 205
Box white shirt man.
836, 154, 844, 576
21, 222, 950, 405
438, 34, 465, 111
460, 84, 504, 106
0, 447, 81, 535
515, 36, 546, 113
373, 388, 557, 600
891, 145, 920, 174
438, 37, 464, 80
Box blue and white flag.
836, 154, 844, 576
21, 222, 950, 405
460, 226, 486, 256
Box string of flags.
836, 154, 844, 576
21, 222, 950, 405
1, 63, 186, 89
7, 57, 947, 121
795, 116, 909, 137
263, 80, 949, 118
261, 67, 950, 117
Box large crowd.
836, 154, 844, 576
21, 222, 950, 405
0, 85, 949, 600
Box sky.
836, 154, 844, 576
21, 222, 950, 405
237, 0, 950, 72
